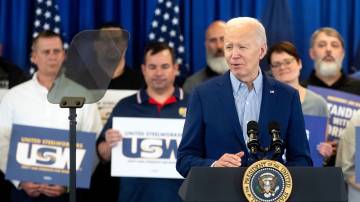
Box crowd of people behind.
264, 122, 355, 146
0, 17, 360, 202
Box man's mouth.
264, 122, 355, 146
231, 63, 242, 68
214, 50, 224, 57
323, 56, 335, 62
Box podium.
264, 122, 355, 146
179, 167, 347, 202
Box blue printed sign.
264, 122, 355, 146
304, 115, 327, 167
309, 86, 360, 140
5, 124, 96, 188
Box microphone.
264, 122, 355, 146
268, 121, 283, 155
247, 121, 259, 154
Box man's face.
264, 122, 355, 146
224, 24, 266, 81
31, 37, 65, 77
95, 29, 128, 78
142, 49, 178, 93
206, 24, 225, 57
310, 32, 345, 77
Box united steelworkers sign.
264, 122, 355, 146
243, 160, 292, 202
6, 124, 96, 188
111, 117, 184, 179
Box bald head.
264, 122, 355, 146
205, 21, 226, 57
206, 21, 226, 40
205, 20, 225, 57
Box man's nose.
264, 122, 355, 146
155, 68, 164, 76
325, 44, 333, 53
231, 47, 241, 57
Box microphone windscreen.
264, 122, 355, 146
268, 121, 280, 133
247, 120, 258, 133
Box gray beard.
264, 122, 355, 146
206, 52, 229, 74
315, 60, 343, 77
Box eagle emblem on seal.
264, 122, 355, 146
258, 172, 280, 198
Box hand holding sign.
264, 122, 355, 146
98, 129, 123, 161
105, 129, 122, 147
317, 140, 337, 158
20, 182, 41, 197
38, 184, 66, 197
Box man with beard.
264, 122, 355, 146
183, 21, 228, 94
302, 27, 360, 166
303, 27, 360, 95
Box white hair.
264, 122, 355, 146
226, 17, 267, 45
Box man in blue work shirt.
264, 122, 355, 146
96, 42, 187, 202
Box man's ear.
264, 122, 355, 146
259, 43, 268, 59
30, 53, 36, 64
141, 64, 146, 74
309, 48, 315, 60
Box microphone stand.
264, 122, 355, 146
248, 139, 283, 161
60, 97, 85, 202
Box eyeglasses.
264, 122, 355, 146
270, 58, 296, 69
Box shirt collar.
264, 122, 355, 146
253, 70, 263, 94
31, 72, 49, 93
230, 69, 263, 95
136, 87, 184, 104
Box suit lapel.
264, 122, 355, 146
216, 72, 248, 149
258, 74, 277, 145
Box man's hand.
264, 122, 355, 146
317, 140, 337, 158
213, 152, 245, 167
20, 182, 41, 197
98, 129, 123, 161
38, 184, 66, 197
105, 129, 122, 147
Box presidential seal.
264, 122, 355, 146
242, 160, 292, 202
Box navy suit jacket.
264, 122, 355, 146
176, 71, 313, 177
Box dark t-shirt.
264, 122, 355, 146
0, 57, 28, 88
108, 67, 145, 90
302, 71, 360, 96
0, 170, 13, 202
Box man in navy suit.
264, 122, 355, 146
176, 17, 312, 177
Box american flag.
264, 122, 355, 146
33, 0, 64, 39
148, 0, 188, 79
